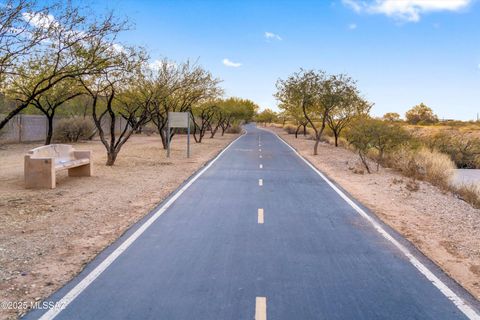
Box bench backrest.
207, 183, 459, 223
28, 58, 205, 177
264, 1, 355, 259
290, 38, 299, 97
27, 144, 75, 164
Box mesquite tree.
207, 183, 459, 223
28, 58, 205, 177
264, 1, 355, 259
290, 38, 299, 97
191, 102, 218, 143
6, 58, 83, 144
79, 46, 149, 166
0, 0, 52, 85
148, 60, 222, 149
276, 70, 367, 154
1, 3, 128, 130
31, 81, 83, 145
275, 69, 325, 155
325, 83, 372, 147
278, 101, 309, 139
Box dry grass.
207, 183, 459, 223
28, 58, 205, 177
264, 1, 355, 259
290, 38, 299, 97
225, 124, 242, 134
388, 147, 455, 189
283, 124, 297, 134
454, 184, 480, 209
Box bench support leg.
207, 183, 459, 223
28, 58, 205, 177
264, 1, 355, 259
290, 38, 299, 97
24, 157, 56, 189
68, 164, 92, 177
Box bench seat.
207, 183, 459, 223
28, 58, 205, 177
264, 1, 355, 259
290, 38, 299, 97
55, 158, 90, 170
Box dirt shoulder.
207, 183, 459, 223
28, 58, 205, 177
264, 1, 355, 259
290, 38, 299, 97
266, 126, 480, 301
0, 133, 237, 320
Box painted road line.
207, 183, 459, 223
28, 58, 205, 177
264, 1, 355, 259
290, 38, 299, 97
37, 132, 247, 320
259, 155, 262, 159
258, 179, 263, 186
263, 127, 480, 320
255, 297, 267, 320
259, 164, 263, 169
259, 148, 262, 152
258, 208, 264, 224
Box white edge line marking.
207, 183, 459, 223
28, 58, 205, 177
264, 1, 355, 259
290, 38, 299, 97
255, 296, 267, 320
260, 127, 480, 320
39, 131, 248, 320
259, 164, 263, 169
258, 179, 263, 186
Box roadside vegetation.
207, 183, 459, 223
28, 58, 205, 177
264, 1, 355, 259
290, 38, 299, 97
0, 0, 257, 166
269, 68, 480, 209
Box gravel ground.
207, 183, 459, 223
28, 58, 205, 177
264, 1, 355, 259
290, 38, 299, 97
0, 133, 237, 320
267, 126, 480, 301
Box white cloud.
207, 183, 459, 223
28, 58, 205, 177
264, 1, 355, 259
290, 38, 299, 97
342, 0, 471, 22
149, 59, 177, 70
343, 0, 363, 12
22, 12, 57, 29
111, 43, 126, 53
264, 31, 282, 41
348, 23, 357, 30
149, 59, 163, 70
222, 58, 242, 68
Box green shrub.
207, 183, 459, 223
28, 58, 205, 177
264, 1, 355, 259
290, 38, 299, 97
54, 117, 95, 142
427, 131, 480, 168
405, 103, 439, 125
346, 118, 410, 173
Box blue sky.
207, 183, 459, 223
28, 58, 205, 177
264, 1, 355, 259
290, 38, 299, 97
87, 0, 480, 120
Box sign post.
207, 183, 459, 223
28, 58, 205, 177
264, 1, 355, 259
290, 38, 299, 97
167, 112, 190, 158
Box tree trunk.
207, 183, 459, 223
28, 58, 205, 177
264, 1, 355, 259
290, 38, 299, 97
210, 124, 220, 138
313, 136, 320, 155
303, 125, 307, 136
334, 132, 339, 147
295, 125, 300, 139
0, 104, 27, 130
159, 127, 168, 149
359, 151, 371, 174
45, 115, 54, 145
106, 152, 117, 166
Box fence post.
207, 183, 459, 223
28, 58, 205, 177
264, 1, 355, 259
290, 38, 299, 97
18, 115, 22, 143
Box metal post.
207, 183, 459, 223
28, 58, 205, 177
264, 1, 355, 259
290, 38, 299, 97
167, 123, 170, 158
187, 115, 190, 158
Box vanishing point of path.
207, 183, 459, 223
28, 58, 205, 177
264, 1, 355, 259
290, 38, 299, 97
28, 124, 480, 320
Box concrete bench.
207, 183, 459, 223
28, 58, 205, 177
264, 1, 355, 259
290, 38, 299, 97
24, 144, 93, 189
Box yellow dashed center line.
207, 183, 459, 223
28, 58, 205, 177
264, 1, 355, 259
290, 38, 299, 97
258, 208, 264, 224
255, 297, 267, 320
